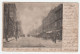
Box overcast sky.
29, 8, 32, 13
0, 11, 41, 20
15, 3, 60, 35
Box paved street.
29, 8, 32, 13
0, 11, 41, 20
3, 36, 62, 48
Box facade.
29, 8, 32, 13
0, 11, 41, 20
42, 4, 63, 41
3, 3, 20, 41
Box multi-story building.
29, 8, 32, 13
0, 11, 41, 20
3, 3, 20, 41
42, 4, 63, 41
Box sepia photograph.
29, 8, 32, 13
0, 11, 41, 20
3, 2, 62, 48
2, 2, 78, 52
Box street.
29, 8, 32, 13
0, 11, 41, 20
3, 36, 62, 48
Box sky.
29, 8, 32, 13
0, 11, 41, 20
15, 3, 60, 35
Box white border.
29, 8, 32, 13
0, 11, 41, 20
0, 0, 79, 54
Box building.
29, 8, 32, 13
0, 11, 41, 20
42, 4, 63, 41
3, 3, 21, 41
